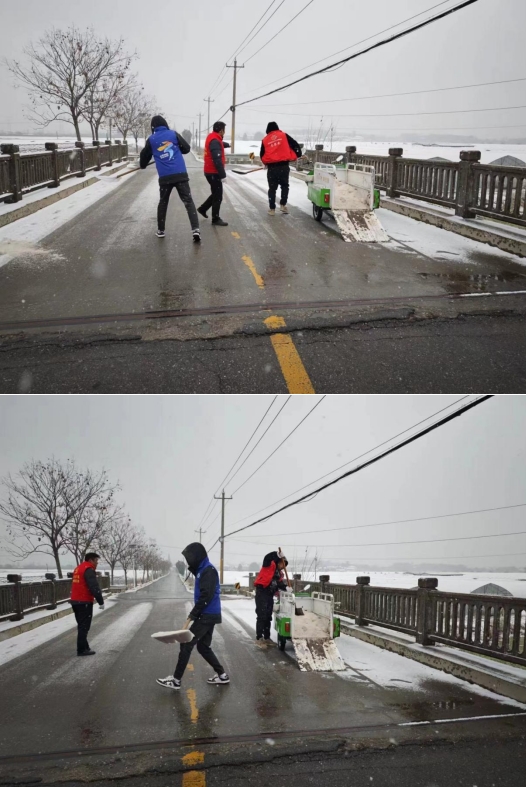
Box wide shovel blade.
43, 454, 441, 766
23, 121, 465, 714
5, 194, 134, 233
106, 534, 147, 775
151, 629, 194, 644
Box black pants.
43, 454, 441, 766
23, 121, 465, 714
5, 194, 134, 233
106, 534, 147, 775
158, 180, 199, 232
173, 619, 224, 680
200, 174, 224, 219
267, 164, 290, 209
72, 603, 93, 654
255, 587, 274, 639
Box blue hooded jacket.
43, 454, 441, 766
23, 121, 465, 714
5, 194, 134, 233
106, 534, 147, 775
148, 126, 187, 179
194, 556, 221, 617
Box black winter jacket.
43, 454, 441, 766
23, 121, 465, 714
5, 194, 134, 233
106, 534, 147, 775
260, 134, 303, 167
140, 132, 191, 184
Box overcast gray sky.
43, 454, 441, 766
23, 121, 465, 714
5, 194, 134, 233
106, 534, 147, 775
0, 0, 525, 142
1, 394, 525, 571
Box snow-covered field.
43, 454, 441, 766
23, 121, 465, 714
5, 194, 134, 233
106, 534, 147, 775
221, 570, 526, 598
228, 139, 526, 165
0, 567, 142, 584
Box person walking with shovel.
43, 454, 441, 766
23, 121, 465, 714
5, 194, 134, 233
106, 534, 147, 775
253, 550, 288, 647
156, 542, 229, 690
140, 115, 201, 242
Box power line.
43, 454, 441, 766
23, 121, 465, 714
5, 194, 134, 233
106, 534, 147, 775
225, 395, 292, 488
237, 502, 526, 539
233, 530, 526, 549
231, 118, 526, 131
232, 396, 326, 494
234, 0, 480, 109
214, 396, 278, 493
216, 546, 526, 562
244, 0, 315, 64
235, 0, 287, 60
250, 76, 526, 108
243, 103, 526, 118
238, 0, 454, 99
227, 396, 470, 531
224, 395, 493, 538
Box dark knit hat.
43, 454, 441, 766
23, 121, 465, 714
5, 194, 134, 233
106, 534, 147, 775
266, 121, 280, 133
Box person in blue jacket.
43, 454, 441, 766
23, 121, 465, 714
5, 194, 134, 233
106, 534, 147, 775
140, 115, 200, 242
156, 542, 230, 690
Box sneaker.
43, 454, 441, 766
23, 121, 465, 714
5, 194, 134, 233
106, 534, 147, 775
156, 229, 165, 238
192, 229, 201, 243
211, 218, 228, 226
255, 639, 268, 648
207, 673, 230, 685
264, 638, 275, 646
268, 208, 276, 216
197, 206, 208, 219
78, 649, 96, 656
280, 205, 289, 214
156, 675, 181, 690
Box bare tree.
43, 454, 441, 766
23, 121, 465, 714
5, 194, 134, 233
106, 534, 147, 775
97, 514, 134, 584
62, 470, 121, 564
5, 27, 136, 141
129, 93, 157, 152
119, 527, 146, 587
0, 459, 107, 577
81, 72, 137, 141
181, 129, 192, 145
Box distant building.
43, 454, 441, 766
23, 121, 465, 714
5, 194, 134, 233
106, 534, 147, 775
428, 156, 452, 162
489, 156, 526, 167
472, 583, 513, 597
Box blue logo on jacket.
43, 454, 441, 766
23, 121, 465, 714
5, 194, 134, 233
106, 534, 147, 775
195, 557, 221, 616
149, 127, 186, 178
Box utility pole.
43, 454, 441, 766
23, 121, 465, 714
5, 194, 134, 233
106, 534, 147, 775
214, 489, 233, 584
204, 96, 214, 133
198, 112, 202, 153
192, 121, 195, 149
195, 527, 203, 543
226, 57, 244, 154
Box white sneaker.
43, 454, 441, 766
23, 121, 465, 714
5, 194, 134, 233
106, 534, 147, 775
156, 675, 181, 690
207, 673, 230, 685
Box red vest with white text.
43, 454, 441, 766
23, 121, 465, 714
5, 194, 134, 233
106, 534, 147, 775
70, 561, 96, 603
204, 132, 226, 174
261, 130, 297, 164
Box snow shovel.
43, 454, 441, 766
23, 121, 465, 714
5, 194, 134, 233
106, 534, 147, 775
151, 618, 194, 644
231, 166, 265, 175
280, 547, 304, 616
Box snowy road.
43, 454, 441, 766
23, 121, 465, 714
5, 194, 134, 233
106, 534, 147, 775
0, 571, 525, 786
0, 155, 526, 392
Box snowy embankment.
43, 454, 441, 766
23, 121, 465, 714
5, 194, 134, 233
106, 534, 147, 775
221, 570, 526, 598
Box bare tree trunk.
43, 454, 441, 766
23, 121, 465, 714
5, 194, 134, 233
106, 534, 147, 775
73, 113, 82, 142
53, 546, 63, 578
124, 568, 128, 587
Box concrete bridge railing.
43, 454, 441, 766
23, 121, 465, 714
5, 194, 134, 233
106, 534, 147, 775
289, 575, 526, 667
297, 145, 526, 229
0, 573, 112, 621
0, 140, 129, 204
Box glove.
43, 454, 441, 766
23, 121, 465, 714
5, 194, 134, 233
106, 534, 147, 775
98, 604, 105, 610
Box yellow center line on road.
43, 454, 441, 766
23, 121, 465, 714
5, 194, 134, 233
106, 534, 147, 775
242, 255, 265, 289
182, 751, 205, 787
186, 687, 199, 724
264, 315, 315, 394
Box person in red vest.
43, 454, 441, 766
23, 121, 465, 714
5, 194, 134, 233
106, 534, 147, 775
260, 122, 303, 215
197, 121, 231, 227
253, 550, 288, 647
69, 552, 105, 656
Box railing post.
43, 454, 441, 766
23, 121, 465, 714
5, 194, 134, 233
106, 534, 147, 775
314, 144, 323, 165
345, 145, 356, 165
248, 572, 254, 589
105, 139, 113, 167
455, 150, 480, 218
7, 574, 23, 620
92, 140, 101, 171
416, 577, 438, 645
387, 147, 403, 198
1, 144, 22, 203
75, 141, 86, 178
45, 142, 60, 188
114, 140, 122, 163
292, 573, 301, 592
123, 140, 129, 162
45, 572, 57, 609
319, 574, 330, 594
355, 576, 370, 626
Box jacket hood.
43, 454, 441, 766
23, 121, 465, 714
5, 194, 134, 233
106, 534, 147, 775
266, 122, 280, 133
151, 115, 169, 132
182, 542, 208, 574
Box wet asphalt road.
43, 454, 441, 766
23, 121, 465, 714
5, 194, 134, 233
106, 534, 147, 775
0, 572, 525, 786
1, 155, 526, 393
